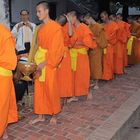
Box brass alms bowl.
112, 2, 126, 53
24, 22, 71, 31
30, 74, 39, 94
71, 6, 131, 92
17, 62, 37, 81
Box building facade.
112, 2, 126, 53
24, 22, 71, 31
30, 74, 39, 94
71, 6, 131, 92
10, 0, 67, 24
10, 0, 99, 24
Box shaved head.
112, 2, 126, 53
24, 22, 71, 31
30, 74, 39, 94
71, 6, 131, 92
56, 15, 67, 26
83, 13, 95, 25
84, 13, 91, 19
109, 14, 116, 21
36, 1, 50, 10
67, 11, 78, 18
116, 13, 123, 21
36, 1, 50, 22
100, 11, 109, 17
100, 11, 109, 23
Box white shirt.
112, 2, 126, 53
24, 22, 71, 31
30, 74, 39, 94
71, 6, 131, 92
12, 21, 36, 51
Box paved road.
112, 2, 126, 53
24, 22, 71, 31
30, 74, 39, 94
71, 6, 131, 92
7, 64, 140, 140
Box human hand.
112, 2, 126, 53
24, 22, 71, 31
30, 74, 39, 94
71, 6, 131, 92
64, 14, 70, 22
37, 61, 47, 71
33, 70, 41, 79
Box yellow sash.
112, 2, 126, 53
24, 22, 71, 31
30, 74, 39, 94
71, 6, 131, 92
70, 48, 87, 71
127, 36, 135, 55
103, 44, 112, 54
28, 26, 40, 63
34, 47, 48, 82
103, 48, 107, 54
0, 66, 12, 76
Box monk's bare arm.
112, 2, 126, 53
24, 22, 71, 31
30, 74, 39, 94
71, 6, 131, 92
65, 15, 73, 37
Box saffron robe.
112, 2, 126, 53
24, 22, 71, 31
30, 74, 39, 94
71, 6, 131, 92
124, 22, 131, 66
58, 24, 73, 97
128, 22, 140, 65
70, 23, 96, 96
114, 21, 128, 74
0, 24, 18, 137
89, 23, 107, 80
102, 21, 118, 80
34, 20, 64, 115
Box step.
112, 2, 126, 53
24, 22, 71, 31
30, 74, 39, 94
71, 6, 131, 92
87, 90, 140, 140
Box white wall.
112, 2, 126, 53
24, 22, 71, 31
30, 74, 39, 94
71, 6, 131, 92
0, 0, 10, 27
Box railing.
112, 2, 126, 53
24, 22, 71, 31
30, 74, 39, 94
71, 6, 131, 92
69, 0, 99, 15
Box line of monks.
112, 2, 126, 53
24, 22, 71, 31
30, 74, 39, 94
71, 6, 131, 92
1, 1, 140, 139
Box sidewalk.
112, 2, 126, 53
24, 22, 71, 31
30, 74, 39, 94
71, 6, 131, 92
7, 64, 140, 140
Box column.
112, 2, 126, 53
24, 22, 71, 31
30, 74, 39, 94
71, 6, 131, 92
0, 0, 10, 27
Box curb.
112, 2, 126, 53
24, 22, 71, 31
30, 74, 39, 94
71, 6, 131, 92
87, 90, 140, 140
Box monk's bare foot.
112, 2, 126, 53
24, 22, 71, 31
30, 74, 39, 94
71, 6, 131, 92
2, 130, 8, 139
67, 97, 78, 103
90, 83, 95, 87
49, 116, 57, 125
29, 115, 45, 125
93, 85, 99, 90
87, 93, 93, 100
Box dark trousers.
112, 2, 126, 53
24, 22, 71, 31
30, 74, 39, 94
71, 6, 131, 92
14, 80, 28, 102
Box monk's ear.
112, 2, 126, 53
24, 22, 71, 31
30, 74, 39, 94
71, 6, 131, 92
45, 9, 49, 15
46, 9, 49, 14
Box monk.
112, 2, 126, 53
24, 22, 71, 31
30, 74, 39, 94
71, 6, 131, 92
0, 24, 18, 139
110, 14, 128, 74
109, 14, 117, 22
83, 13, 107, 89
127, 16, 140, 65
67, 11, 96, 102
30, 1, 64, 125
100, 11, 118, 80
116, 14, 131, 67
56, 15, 73, 107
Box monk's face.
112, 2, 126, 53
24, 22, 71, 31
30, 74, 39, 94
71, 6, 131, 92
36, 4, 49, 21
100, 13, 108, 23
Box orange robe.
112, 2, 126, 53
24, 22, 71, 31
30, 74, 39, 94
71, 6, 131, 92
114, 21, 128, 74
128, 22, 140, 64
138, 38, 140, 61
0, 24, 18, 137
89, 23, 107, 80
70, 23, 96, 96
34, 20, 64, 115
58, 24, 73, 97
102, 21, 118, 80
135, 23, 140, 61
124, 22, 131, 66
